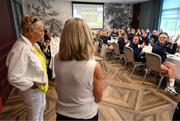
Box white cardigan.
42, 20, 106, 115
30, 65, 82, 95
6, 35, 48, 91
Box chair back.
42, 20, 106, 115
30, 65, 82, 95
145, 53, 162, 72
124, 46, 134, 63
100, 44, 108, 58
111, 42, 120, 56
94, 41, 99, 55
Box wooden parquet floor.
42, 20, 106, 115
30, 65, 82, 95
0, 58, 180, 121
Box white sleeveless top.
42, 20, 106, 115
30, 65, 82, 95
54, 54, 98, 119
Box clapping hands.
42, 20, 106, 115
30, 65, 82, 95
175, 34, 180, 42
141, 42, 146, 48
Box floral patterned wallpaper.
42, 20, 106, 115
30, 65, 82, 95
25, 0, 63, 36
104, 3, 133, 29
24, 0, 133, 31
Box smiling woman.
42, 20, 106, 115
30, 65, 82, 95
152, 32, 178, 96
6, 15, 48, 121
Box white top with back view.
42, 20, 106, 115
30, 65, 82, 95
54, 54, 98, 119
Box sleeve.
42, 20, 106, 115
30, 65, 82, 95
167, 43, 177, 54
129, 44, 142, 57
152, 43, 165, 54
6, 46, 34, 91
135, 47, 142, 56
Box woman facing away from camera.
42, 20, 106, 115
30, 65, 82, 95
54, 18, 103, 121
6, 15, 48, 121
152, 32, 177, 95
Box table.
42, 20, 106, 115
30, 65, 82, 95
142, 45, 152, 53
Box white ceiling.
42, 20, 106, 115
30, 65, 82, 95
68, 0, 150, 4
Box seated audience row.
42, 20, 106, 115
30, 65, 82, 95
128, 32, 179, 95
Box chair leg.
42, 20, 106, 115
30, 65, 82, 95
156, 76, 164, 90
99, 61, 103, 68
130, 65, 137, 77
142, 70, 148, 84
127, 66, 131, 73
123, 61, 127, 70
99, 61, 107, 72
102, 62, 107, 72
119, 56, 125, 64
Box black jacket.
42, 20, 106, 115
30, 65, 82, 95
152, 42, 177, 63
118, 37, 126, 54
129, 43, 145, 62
100, 35, 110, 45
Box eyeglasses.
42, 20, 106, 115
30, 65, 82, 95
159, 36, 167, 39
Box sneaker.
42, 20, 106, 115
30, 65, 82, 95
164, 86, 178, 96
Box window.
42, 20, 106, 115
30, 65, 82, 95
11, 0, 23, 38
160, 0, 180, 37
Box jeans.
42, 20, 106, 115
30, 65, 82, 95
20, 88, 46, 121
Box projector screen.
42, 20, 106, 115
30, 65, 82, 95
72, 2, 104, 29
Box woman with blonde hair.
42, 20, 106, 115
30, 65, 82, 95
6, 15, 48, 120
54, 18, 103, 121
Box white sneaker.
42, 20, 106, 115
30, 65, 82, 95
164, 86, 178, 96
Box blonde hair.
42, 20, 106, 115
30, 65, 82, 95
21, 15, 43, 37
59, 18, 94, 61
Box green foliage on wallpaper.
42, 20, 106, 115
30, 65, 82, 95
104, 3, 133, 29
28, 0, 62, 37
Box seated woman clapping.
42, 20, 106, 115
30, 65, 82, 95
152, 32, 177, 95
129, 35, 146, 62
118, 29, 129, 54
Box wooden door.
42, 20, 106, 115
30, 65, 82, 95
0, 0, 17, 112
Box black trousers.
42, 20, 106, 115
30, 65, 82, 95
56, 112, 98, 121
173, 102, 180, 121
